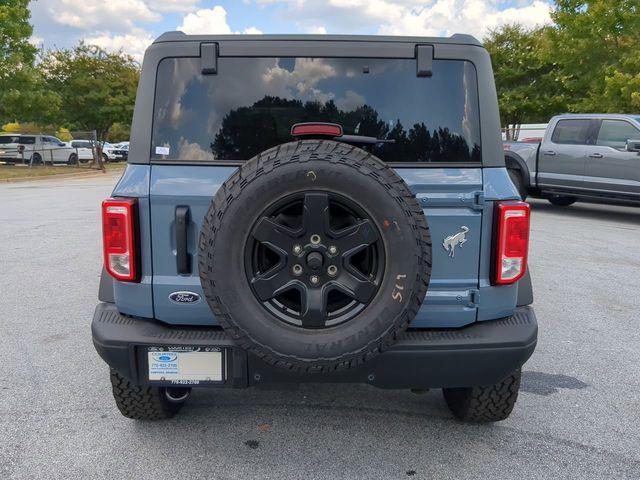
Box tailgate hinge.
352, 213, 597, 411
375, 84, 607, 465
468, 289, 480, 308
471, 191, 485, 210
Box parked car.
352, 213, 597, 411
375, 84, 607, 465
0, 134, 75, 165
504, 114, 640, 205
101, 142, 128, 162
93, 33, 537, 423
111, 142, 129, 161
67, 140, 95, 163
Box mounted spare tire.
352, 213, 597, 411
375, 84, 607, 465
199, 140, 432, 372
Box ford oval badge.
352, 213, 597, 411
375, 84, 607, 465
169, 291, 201, 304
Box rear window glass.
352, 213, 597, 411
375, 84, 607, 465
151, 57, 481, 163
551, 119, 591, 145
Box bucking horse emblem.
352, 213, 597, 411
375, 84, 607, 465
442, 226, 469, 258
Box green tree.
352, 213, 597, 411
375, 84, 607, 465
109, 122, 132, 143
41, 44, 140, 142
548, 0, 640, 112
0, 0, 60, 124
484, 24, 565, 136
0, 0, 36, 77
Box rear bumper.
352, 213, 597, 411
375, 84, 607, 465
92, 302, 537, 389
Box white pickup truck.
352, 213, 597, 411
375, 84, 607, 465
503, 114, 640, 205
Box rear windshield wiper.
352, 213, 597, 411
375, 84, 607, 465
334, 135, 396, 145
290, 123, 395, 145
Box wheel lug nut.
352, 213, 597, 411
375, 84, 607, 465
327, 265, 338, 277
328, 245, 337, 255
292, 264, 303, 276
293, 244, 302, 255
310, 275, 320, 285
310, 234, 321, 245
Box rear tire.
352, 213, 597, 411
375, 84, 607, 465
67, 153, 78, 165
548, 195, 577, 207
109, 369, 188, 420
31, 153, 42, 165
442, 369, 521, 423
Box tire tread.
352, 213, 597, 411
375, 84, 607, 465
443, 369, 521, 423
109, 369, 182, 420
199, 140, 432, 373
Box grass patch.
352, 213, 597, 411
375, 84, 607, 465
0, 162, 125, 181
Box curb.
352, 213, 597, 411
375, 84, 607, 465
0, 168, 123, 184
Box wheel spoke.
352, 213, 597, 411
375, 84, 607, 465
252, 217, 296, 251
332, 270, 377, 305
300, 287, 327, 328
251, 265, 294, 301
334, 219, 379, 255
302, 193, 330, 236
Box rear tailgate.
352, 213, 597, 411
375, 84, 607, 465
149, 165, 483, 328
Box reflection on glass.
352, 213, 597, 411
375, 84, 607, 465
152, 57, 481, 163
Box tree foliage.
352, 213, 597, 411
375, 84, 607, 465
211, 96, 480, 162
0, 0, 35, 76
485, 0, 640, 127
484, 24, 565, 129
41, 44, 140, 141
0, 0, 60, 124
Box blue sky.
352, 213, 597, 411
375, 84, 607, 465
29, 1, 554, 61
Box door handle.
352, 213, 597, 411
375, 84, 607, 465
175, 206, 191, 275
588, 152, 603, 158
543, 150, 556, 156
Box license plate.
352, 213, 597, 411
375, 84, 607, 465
147, 346, 224, 385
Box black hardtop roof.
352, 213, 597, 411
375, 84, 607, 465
153, 31, 482, 47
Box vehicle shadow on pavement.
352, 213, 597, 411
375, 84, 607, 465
111, 383, 634, 479
529, 199, 640, 226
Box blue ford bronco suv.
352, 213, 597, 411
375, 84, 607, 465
93, 33, 537, 423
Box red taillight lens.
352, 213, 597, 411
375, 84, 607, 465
493, 201, 530, 285
102, 198, 138, 282
291, 122, 343, 137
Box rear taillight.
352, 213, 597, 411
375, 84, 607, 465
102, 198, 138, 282
493, 201, 530, 285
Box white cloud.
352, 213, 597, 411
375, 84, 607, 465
178, 6, 233, 34
29, 36, 44, 47
177, 5, 262, 35
52, 0, 161, 33
251, 0, 553, 41
177, 6, 262, 35
84, 29, 155, 62
376, 0, 552, 39
308, 25, 327, 34
146, 0, 201, 12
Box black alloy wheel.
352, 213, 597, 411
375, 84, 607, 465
245, 191, 385, 329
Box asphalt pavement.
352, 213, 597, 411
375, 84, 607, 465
1, 173, 639, 479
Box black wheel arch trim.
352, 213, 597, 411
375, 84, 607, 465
504, 151, 531, 188
516, 269, 533, 307
98, 266, 115, 303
